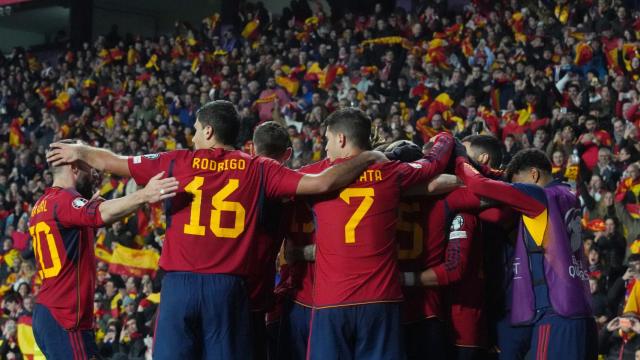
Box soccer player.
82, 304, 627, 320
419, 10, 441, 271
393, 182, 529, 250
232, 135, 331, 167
248, 121, 296, 360
46, 100, 382, 359
462, 135, 532, 360
455, 148, 597, 360
300, 108, 455, 359
30, 141, 178, 360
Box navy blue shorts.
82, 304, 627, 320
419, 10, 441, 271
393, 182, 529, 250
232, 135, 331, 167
529, 314, 597, 360
404, 318, 446, 360
495, 315, 532, 360
32, 304, 98, 360
308, 302, 404, 360
152, 272, 251, 360
279, 301, 312, 360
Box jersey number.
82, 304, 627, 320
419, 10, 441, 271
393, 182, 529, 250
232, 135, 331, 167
183, 177, 246, 238
396, 202, 424, 260
29, 222, 62, 279
340, 188, 374, 244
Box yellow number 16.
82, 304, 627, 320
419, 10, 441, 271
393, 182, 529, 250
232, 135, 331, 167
183, 177, 246, 238
340, 187, 374, 244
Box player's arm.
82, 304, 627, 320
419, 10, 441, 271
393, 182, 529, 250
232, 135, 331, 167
58, 173, 178, 228
99, 172, 179, 224
455, 160, 546, 218
403, 174, 462, 197
295, 151, 387, 194
398, 133, 455, 189
403, 213, 477, 287
46, 142, 131, 177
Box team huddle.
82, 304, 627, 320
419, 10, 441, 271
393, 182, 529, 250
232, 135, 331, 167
32, 100, 595, 359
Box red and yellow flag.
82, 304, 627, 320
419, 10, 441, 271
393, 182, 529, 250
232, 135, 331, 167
9, 117, 24, 148
276, 76, 300, 96
241, 18, 260, 39
574, 42, 593, 66
108, 243, 160, 277
17, 315, 45, 360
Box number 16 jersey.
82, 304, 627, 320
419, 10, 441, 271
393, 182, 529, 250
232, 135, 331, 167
128, 148, 303, 276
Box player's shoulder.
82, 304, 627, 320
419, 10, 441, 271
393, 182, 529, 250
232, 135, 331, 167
512, 182, 547, 203
40, 187, 88, 212
131, 150, 182, 164
298, 158, 330, 174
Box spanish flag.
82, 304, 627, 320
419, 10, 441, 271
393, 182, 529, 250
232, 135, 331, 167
17, 316, 45, 360
9, 118, 23, 148
241, 18, 260, 39
425, 39, 449, 69
109, 48, 124, 61
253, 93, 278, 106
276, 76, 300, 96
574, 42, 593, 66
108, 243, 160, 277
615, 177, 640, 202
50, 91, 71, 113
461, 36, 474, 58
511, 12, 526, 44
583, 218, 606, 232
627, 204, 640, 220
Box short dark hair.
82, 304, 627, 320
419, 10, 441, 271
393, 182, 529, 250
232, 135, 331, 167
47, 139, 81, 173
324, 107, 371, 150
462, 134, 503, 168
195, 100, 240, 145
253, 122, 291, 158
505, 149, 552, 182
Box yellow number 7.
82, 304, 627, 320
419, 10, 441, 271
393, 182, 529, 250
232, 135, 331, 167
340, 188, 374, 244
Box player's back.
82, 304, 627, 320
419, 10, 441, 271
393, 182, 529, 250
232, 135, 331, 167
29, 187, 102, 330
128, 148, 302, 276
301, 159, 416, 307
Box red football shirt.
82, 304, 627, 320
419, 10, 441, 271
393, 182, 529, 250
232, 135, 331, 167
287, 201, 315, 307
301, 143, 453, 307
29, 187, 104, 330
128, 149, 303, 275
398, 189, 481, 322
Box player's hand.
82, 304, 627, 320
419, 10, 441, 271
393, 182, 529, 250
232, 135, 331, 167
141, 172, 179, 203
384, 141, 423, 163
46, 141, 84, 166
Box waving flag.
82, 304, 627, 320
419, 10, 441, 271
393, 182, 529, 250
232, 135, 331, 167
9, 117, 24, 148
108, 243, 160, 277
241, 18, 260, 39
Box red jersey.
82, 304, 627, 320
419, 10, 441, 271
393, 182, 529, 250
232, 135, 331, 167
398, 189, 481, 322
301, 137, 453, 307
128, 149, 303, 275
29, 187, 105, 330
439, 212, 486, 347
247, 199, 290, 312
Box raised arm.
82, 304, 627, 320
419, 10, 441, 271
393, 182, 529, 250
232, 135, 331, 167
98, 172, 179, 224
295, 151, 387, 195
455, 159, 546, 218
47, 142, 131, 177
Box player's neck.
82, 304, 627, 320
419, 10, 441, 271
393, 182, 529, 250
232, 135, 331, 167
52, 177, 75, 190
199, 142, 235, 151
338, 147, 364, 160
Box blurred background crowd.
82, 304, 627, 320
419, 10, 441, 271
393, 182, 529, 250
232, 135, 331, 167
5, 0, 640, 358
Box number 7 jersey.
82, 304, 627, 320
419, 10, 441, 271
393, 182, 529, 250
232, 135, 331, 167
300, 153, 452, 307
127, 148, 303, 275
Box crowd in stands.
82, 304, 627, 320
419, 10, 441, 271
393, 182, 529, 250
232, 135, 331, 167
5, 0, 640, 357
